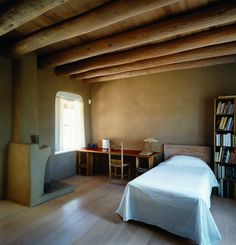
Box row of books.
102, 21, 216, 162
217, 117, 234, 131
215, 133, 236, 147
216, 164, 236, 179
218, 179, 236, 199
215, 147, 235, 163
216, 101, 235, 115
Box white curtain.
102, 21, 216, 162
55, 93, 85, 153
75, 99, 86, 149
55, 96, 63, 152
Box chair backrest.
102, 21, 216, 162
108, 142, 124, 167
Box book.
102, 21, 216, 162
234, 183, 236, 199
215, 151, 219, 162
219, 147, 223, 162
231, 104, 235, 114
219, 117, 225, 129
222, 117, 228, 130
219, 179, 223, 197
222, 166, 225, 178
220, 103, 225, 114
226, 101, 232, 114
225, 150, 230, 163
225, 118, 232, 130
217, 164, 221, 178
223, 133, 232, 146
215, 134, 219, 146
223, 103, 228, 114
228, 104, 233, 114
229, 152, 235, 164
228, 104, 235, 114
216, 102, 222, 114
228, 119, 234, 130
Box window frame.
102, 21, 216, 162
55, 91, 85, 154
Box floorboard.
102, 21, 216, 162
0, 175, 235, 245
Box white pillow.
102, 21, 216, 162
165, 155, 209, 169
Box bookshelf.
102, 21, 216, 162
214, 95, 236, 199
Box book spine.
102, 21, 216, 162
216, 101, 222, 114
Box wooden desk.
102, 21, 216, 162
77, 147, 159, 176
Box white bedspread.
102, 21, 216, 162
116, 157, 221, 245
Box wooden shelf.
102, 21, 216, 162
222, 178, 236, 182
215, 162, 236, 166
215, 146, 236, 148
216, 129, 235, 133
216, 114, 234, 117
214, 96, 236, 199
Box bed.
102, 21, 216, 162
116, 144, 221, 245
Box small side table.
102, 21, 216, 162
135, 152, 159, 176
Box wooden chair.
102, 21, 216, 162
108, 142, 130, 185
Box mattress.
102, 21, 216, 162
116, 155, 221, 245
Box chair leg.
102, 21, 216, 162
114, 167, 117, 179
121, 167, 124, 185
128, 167, 130, 181
109, 165, 112, 183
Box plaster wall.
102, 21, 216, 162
90, 63, 236, 152
37, 69, 91, 180
3, 54, 90, 199
12, 54, 38, 143
0, 55, 12, 198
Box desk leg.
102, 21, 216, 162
89, 153, 94, 176
86, 153, 90, 176
136, 157, 139, 176
148, 156, 154, 169
77, 152, 81, 175
85, 152, 94, 176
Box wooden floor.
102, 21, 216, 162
0, 175, 236, 245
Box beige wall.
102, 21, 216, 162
12, 54, 39, 143
1, 54, 236, 198
37, 68, 91, 152
0, 55, 12, 198
37, 68, 91, 180
0, 54, 91, 199
90, 63, 236, 152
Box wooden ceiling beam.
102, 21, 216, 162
71, 42, 236, 80
55, 24, 236, 76
11, 0, 177, 55
40, 2, 236, 69
79, 55, 236, 83
0, 0, 69, 37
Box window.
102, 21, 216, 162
55, 91, 85, 153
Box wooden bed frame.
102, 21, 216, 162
164, 144, 211, 164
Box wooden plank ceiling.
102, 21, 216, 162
0, 0, 236, 83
